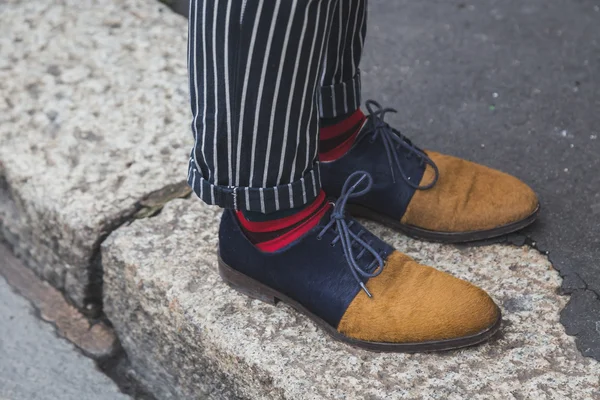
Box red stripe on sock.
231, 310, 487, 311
236, 191, 326, 233
256, 202, 331, 252
320, 109, 366, 140
319, 129, 361, 162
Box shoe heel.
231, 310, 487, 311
218, 258, 279, 305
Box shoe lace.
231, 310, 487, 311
316, 171, 385, 298
364, 99, 440, 190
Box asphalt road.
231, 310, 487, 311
360, 0, 600, 358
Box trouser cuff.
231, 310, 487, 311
319, 71, 362, 119
187, 158, 322, 213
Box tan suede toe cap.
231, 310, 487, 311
401, 151, 539, 233
337, 251, 499, 344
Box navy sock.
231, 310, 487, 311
319, 109, 367, 162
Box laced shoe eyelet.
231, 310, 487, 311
316, 235, 322, 241
316, 169, 388, 298
364, 100, 439, 191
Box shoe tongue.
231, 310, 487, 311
317, 208, 395, 271
316, 203, 335, 226
363, 114, 422, 153
358, 114, 375, 135
316, 202, 367, 229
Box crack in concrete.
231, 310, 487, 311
1, 175, 193, 397
65, 180, 195, 396
458, 229, 600, 361
505, 233, 600, 360
79, 181, 192, 318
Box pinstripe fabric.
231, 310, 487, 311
188, 0, 366, 213
319, 0, 366, 119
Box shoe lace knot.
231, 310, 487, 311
317, 171, 385, 298
364, 99, 440, 190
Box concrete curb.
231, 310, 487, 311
102, 198, 600, 399
0, 0, 190, 309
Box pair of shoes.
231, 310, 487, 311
217, 101, 539, 352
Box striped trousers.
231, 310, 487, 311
187, 0, 367, 213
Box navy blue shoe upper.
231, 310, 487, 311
320, 100, 438, 220
219, 173, 394, 328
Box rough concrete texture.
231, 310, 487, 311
0, 275, 130, 400
103, 198, 600, 400
0, 0, 190, 308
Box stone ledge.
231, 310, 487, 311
102, 198, 600, 400
0, 0, 190, 308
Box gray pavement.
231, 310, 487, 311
0, 276, 130, 400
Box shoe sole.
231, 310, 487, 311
218, 257, 502, 353
346, 204, 540, 244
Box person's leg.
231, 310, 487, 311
319, 0, 366, 122
317, 0, 539, 242
187, 0, 501, 352
187, 0, 335, 215
317, 0, 368, 161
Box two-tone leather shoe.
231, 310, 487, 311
320, 100, 540, 243
218, 172, 501, 352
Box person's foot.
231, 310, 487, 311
218, 172, 501, 352
319, 100, 540, 243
